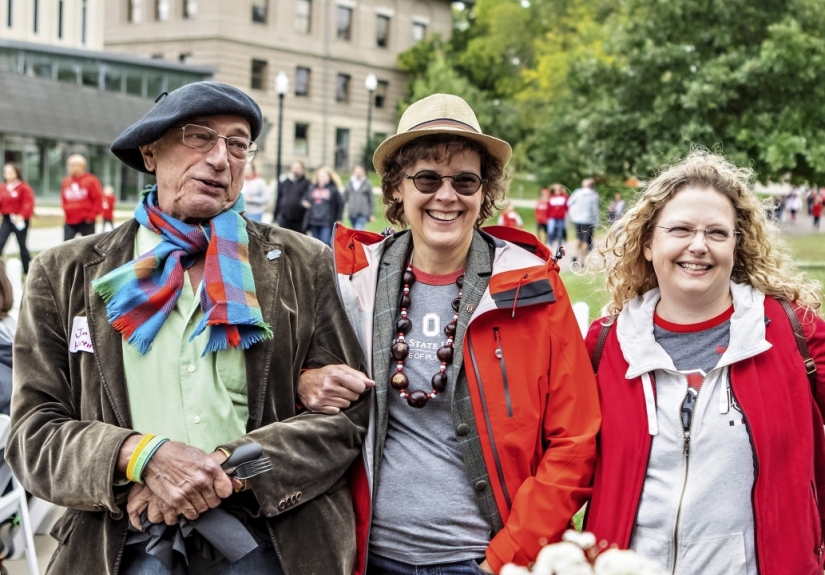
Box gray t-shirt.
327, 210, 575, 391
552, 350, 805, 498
369, 269, 490, 564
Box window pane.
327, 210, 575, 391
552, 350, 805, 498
375, 80, 388, 109
295, 66, 310, 96
334, 128, 350, 171
166, 73, 184, 92
295, 0, 311, 32
376, 15, 389, 48
335, 73, 350, 102
183, 0, 197, 18
252, 0, 267, 23
155, 0, 169, 21
81, 61, 99, 88
102, 65, 123, 92
336, 6, 352, 40
294, 123, 309, 156
251, 59, 267, 90
412, 22, 426, 42
147, 71, 165, 99
126, 68, 144, 96
129, 0, 142, 22
57, 62, 79, 85
30, 54, 53, 79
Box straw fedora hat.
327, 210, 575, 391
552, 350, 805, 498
372, 93, 512, 177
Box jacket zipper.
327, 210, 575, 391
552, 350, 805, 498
467, 330, 512, 508
729, 377, 761, 574
492, 327, 513, 417
672, 373, 702, 575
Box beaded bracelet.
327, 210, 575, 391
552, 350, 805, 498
126, 434, 169, 484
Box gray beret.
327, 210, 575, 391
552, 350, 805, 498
111, 81, 263, 174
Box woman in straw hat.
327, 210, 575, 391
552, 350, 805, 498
583, 150, 825, 575
298, 93, 600, 574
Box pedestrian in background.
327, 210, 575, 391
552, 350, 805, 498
786, 190, 802, 222
306, 166, 343, 246
607, 192, 625, 225
61, 153, 103, 241
343, 164, 374, 230
547, 184, 568, 253
274, 160, 311, 232
241, 162, 269, 222
497, 203, 524, 228
0, 163, 34, 274
534, 187, 550, 244
567, 178, 600, 262
812, 189, 822, 230
101, 185, 116, 231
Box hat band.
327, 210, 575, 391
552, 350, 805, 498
408, 118, 480, 134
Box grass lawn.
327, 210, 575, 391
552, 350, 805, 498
785, 233, 825, 265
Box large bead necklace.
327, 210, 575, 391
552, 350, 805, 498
390, 262, 464, 408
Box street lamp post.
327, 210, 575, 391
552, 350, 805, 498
275, 71, 289, 183
364, 73, 378, 172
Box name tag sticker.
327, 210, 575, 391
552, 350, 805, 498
69, 316, 94, 353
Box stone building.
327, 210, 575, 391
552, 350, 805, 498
103, 0, 452, 177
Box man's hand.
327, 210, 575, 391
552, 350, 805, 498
297, 364, 374, 414
141, 441, 233, 520
127, 483, 179, 528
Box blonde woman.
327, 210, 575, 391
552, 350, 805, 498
583, 151, 825, 575
306, 165, 343, 245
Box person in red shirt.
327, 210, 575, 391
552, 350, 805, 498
546, 183, 569, 252
101, 185, 116, 231
497, 203, 524, 228
61, 154, 103, 241
812, 189, 823, 230
534, 187, 550, 244
0, 163, 35, 274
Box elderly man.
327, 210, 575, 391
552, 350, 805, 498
273, 160, 311, 232
7, 82, 373, 574
62, 153, 103, 240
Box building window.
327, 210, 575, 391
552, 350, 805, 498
252, 0, 267, 23
81, 0, 87, 43
294, 0, 311, 33
6, 0, 11, 28
295, 66, 310, 96
179, 52, 192, 63
32, 0, 38, 33
376, 15, 389, 48
335, 73, 350, 102
251, 59, 267, 90
57, 0, 63, 38
412, 21, 426, 42
336, 6, 352, 40
335, 128, 350, 171
184, 0, 196, 18
155, 0, 169, 20
375, 80, 388, 108
128, 0, 142, 22
294, 123, 309, 156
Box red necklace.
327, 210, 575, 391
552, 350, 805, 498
390, 262, 464, 408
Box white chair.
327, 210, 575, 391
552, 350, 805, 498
0, 414, 39, 575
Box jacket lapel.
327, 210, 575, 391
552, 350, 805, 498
84, 220, 141, 428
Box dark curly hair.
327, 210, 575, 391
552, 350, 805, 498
379, 134, 507, 227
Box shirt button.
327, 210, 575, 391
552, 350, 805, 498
474, 480, 488, 491
188, 365, 195, 373
456, 423, 470, 436
193, 416, 200, 424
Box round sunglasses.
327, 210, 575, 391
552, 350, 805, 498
404, 170, 487, 196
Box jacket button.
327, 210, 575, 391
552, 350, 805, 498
456, 423, 470, 436
110, 509, 124, 521
296, 492, 302, 502
278, 500, 286, 511
474, 480, 488, 491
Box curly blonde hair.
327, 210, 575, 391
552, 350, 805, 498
590, 150, 822, 315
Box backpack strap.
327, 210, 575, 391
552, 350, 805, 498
778, 298, 818, 394
591, 316, 617, 373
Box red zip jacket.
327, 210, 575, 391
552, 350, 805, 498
61, 173, 103, 225
102, 194, 115, 221
0, 180, 35, 219
546, 195, 568, 220
584, 297, 825, 575
335, 225, 600, 574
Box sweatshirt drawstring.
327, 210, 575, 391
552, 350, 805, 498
511, 274, 528, 319
348, 242, 355, 280
641, 372, 658, 436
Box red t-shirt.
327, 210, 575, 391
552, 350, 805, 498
0, 180, 35, 219
61, 173, 103, 225
535, 200, 550, 225
102, 194, 116, 220
547, 194, 568, 220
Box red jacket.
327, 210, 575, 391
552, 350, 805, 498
535, 200, 550, 225
61, 173, 103, 225
584, 297, 825, 575
0, 180, 35, 219
334, 225, 600, 573
102, 194, 115, 220
547, 194, 568, 220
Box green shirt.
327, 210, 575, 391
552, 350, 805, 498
123, 226, 248, 452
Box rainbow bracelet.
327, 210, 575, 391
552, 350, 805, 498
126, 434, 169, 484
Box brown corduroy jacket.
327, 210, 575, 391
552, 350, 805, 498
7, 219, 369, 574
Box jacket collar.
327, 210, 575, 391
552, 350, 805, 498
618, 281, 772, 380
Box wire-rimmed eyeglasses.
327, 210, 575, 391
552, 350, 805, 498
656, 225, 740, 242
176, 124, 258, 162
404, 170, 487, 196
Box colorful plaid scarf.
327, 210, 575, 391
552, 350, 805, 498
92, 187, 272, 355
